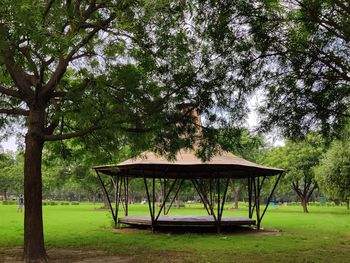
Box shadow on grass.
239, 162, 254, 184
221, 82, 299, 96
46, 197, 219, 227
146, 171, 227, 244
114, 225, 282, 236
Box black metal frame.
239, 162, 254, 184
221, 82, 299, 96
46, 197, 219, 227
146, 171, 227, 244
96, 170, 284, 231
247, 172, 283, 229
96, 171, 130, 227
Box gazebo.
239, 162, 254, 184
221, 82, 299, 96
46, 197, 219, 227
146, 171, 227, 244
94, 149, 284, 232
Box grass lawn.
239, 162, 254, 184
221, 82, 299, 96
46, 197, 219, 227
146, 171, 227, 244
0, 203, 349, 262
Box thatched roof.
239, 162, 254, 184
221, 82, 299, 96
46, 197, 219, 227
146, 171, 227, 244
94, 149, 284, 179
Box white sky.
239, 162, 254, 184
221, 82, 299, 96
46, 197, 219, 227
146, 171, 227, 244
2, 136, 17, 152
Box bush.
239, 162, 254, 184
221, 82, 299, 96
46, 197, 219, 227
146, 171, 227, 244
42, 201, 58, 205
71, 202, 79, 205
60, 202, 69, 205
2, 200, 17, 205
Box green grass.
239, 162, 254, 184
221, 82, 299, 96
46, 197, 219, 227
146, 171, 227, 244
0, 203, 349, 262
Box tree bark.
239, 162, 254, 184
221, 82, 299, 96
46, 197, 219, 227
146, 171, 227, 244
232, 185, 243, 209
23, 108, 48, 262
102, 191, 110, 209
301, 198, 309, 213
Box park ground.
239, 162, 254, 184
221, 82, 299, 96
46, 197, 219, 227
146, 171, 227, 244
0, 203, 349, 262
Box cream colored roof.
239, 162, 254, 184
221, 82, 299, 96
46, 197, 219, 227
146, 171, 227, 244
94, 149, 284, 178
118, 150, 269, 168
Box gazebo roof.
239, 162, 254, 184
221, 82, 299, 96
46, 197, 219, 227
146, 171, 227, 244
94, 149, 284, 179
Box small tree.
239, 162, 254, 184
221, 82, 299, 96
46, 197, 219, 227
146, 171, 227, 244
261, 134, 325, 212
315, 140, 350, 209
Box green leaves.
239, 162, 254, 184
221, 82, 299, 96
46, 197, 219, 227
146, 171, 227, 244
260, 133, 326, 201
247, 0, 350, 138
315, 138, 350, 201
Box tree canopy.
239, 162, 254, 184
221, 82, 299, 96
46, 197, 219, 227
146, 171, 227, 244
315, 139, 350, 209
2, 1, 350, 261
261, 134, 325, 212
0, 1, 260, 261
236, 0, 350, 137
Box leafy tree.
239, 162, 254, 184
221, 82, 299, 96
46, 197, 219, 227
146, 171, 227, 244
315, 140, 350, 209
0, 1, 256, 260
237, 0, 350, 137
261, 134, 325, 212
0, 152, 23, 199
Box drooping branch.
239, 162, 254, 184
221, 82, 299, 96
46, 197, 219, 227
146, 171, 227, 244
0, 108, 29, 116
43, 124, 100, 141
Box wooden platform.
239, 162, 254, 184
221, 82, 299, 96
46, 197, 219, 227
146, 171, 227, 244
119, 215, 256, 228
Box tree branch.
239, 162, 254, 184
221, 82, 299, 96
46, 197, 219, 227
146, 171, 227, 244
120, 127, 152, 133
43, 0, 55, 20
43, 124, 100, 141
0, 85, 21, 99
0, 108, 29, 116
4, 57, 35, 100
41, 13, 115, 99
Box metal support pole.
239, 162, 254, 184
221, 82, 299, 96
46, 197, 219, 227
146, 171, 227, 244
115, 176, 119, 226
163, 179, 167, 215
250, 175, 266, 219
96, 171, 116, 225
219, 178, 230, 221
125, 177, 129, 216
248, 177, 252, 218
165, 179, 184, 215
259, 172, 283, 224
155, 179, 178, 221
192, 179, 213, 217
143, 177, 154, 230
217, 178, 221, 233
115, 176, 123, 227
209, 177, 213, 215
256, 177, 261, 230
152, 177, 155, 230
252, 177, 258, 228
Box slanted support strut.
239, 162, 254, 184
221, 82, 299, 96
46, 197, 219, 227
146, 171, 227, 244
95, 170, 116, 226
258, 172, 284, 228
143, 177, 155, 231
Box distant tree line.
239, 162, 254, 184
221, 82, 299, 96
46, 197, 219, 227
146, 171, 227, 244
2, 128, 349, 211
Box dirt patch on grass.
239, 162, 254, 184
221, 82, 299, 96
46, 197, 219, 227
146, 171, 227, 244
0, 247, 193, 263
0, 247, 130, 263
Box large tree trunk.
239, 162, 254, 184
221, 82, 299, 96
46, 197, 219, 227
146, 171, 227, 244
23, 108, 47, 262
